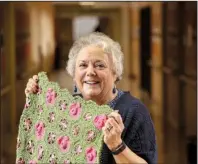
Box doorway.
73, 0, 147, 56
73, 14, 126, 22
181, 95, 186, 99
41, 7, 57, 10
162, 2, 197, 163
140, 7, 151, 95
54, 5, 119, 71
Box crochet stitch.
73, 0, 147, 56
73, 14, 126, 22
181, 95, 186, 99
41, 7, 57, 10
16, 72, 113, 164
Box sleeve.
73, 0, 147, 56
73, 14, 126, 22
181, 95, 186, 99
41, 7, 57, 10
126, 102, 157, 164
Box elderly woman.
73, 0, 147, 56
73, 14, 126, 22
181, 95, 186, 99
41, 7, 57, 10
25, 32, 157, 164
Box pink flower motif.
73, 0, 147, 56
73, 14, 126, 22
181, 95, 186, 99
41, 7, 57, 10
85, 147, 97, 164
24, 103, 29, 109
84, 113, 92, 121
61, 103, 67, 111
47, 132, 56, 144
29, 160, 37, 164
57, 136, 70, 152
35, 122, 45, 140
27, 140, 34, 154
16, 158, 25, 164
69, 103, 81, 119
72, 125, 80, 136
23, 118, 32, 131
87, 130, 96, 142
59, 119, 68, 130
38, 105, 43, 114
37, 87, 42, 95
48, 112, 55, 123
24, 98, 31, 109
74, 145, 82, 155
64, 159, 71, 164
38, 145, 44, 160
93, 114, 108, 130
49, 154, 57, 164
46, 88, 57, 105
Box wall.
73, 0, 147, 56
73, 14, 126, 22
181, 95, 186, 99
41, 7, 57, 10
73, 16, 99, 40
13, 2, 55, 76
1, 3, 56, 163
28, 2, 55, 73
129, 2, 164, 163
14, 1, 56, 128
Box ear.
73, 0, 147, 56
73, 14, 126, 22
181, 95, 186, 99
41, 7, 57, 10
113, 74, 118, 83
73, 77, 76, 84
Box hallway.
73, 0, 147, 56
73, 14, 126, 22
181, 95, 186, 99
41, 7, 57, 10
0, 2, 197, 164
48, 69, 73, 93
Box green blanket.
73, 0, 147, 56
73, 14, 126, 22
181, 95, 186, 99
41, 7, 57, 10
16, 72, 113, 164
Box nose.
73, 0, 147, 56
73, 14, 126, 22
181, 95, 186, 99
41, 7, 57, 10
86, 64, 96, 76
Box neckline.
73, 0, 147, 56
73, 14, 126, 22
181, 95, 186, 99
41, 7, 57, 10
107, 90, 124, 108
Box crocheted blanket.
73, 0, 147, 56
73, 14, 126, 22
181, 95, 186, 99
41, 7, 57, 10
16, 72, 113, 164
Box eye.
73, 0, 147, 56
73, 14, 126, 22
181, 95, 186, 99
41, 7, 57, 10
79, 63, 87, 68
95, 63, 105, 68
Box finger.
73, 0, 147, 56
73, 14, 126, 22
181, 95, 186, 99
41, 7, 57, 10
25, 88, 29, 96
27, 86, 37, 94
104, 119, 112, 129
29, 78, 38, 87
104, 120, 115, 133
108, 112, 122, 125
105, 121, 118, 135
28, 78, 32, 83
27, 79, 38, 90
32, 87, 38, 93
105, 122, 116, 136
27, 83, 37, 93
108, 118, 120, 131
108, 117, 124, 131
27, 79, 33, 88
104, 121, 114, 132
30, 82, 38, 90
33, 75, 39, 82
26, 87, 33, 94
102, 126, 110, 136
108, 126, 117, 136
108, 115, 119, 124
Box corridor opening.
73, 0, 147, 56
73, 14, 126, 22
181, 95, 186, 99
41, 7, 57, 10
140, 7, 151, 96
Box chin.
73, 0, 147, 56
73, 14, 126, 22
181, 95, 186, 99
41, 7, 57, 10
83, 90, 101, 99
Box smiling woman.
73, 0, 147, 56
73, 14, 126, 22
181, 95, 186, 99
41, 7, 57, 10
73, 45, 117, 105
25, 32, 157, 164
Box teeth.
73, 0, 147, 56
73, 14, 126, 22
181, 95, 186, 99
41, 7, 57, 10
86, 82, 98, 84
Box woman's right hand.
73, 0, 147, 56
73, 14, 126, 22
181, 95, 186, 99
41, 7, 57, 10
25, 75, 39, 96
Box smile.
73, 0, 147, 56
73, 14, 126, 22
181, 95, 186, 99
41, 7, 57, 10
84, 81, 100, 85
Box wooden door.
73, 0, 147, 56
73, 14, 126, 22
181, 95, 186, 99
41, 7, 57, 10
163, 2, 184, 163
182, 2, 197, 164
163, 2, 197, 163
1, 2, 17, 163
55, 17, 73, 68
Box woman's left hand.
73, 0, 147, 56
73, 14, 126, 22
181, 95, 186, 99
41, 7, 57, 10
102, 111, 125, 151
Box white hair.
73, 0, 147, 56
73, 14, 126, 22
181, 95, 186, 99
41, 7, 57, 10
66, 32, 124, 81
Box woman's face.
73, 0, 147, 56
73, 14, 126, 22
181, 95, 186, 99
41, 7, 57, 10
74, 45, 117, 103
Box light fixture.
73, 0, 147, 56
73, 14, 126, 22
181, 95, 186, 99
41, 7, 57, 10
79, 2, 95, 6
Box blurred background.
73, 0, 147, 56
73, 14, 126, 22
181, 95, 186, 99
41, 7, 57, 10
0, 1, 197, 164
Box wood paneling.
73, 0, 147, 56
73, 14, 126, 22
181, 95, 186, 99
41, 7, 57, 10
163, 2, 197, 163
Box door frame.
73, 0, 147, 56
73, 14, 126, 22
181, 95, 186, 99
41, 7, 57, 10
54, 3, 131, 91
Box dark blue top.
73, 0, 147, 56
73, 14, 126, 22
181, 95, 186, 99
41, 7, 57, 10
101, 91, 157, 164
107, 89, 124, 108
74, 91, 157, 163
